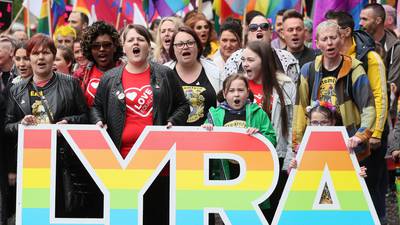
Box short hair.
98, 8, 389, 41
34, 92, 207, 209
80, 21, 123, 63
14, 41, 27, 55
0, 35, 17, 50
325, 10, 355, 32
277, 9, 287, 17
53, 25, 77, 41
282, 9, 303, 22
363, 3, 386, 21
72, 11, 89, 26
26, 33, 57, 57
57, 45, 75, 66
383, 4, 397, 26
219, 18, 242, 44
121, 24, 152, 45
246, 10, 264, 26
316, 20, 340, 40
169, 26, 203, 61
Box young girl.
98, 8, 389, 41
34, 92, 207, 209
202, 74, 276, 147
202, 74, 276, 223
289, 101, 367, 203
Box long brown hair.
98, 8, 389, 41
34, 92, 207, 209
246, 41, 289, 138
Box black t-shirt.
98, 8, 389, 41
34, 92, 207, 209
28, 81, 53, 124
223, 110, 246, 128
176, 67, 216, 126
318, 58, 343, 108
289, 46, 317, 68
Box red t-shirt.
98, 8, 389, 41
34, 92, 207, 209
249, 80, 264, 107
84, 65, 104, 107
248, 79, 273, 111
120, 67, 153, 158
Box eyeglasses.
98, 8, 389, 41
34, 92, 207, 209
248, 23, 270, 32
91, 41, 113, 51
310, 120, 332, 126
173, 40, 196, 49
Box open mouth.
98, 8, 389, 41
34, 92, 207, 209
164, 38, 171, 44
132, 47, 141, 55
37, 62, 46, 68
256, 33, 264, 39
182, 51, 191, 57
98, 54, 108, 62
234, 99, 241, 104
326, 48, 335, 54
292, 38, 299, 43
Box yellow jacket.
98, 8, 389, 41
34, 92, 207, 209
346, 37, 388, 139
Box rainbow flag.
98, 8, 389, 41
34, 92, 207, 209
73, 0, 91, 16
143, 0, 189, 21
37, 0, 50, 34
266, 0, 300, 23
51, 0, 66, 32
312, 0, 368, 44
213, 0, 241, 23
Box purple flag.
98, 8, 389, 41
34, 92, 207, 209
312, 0, 368, 47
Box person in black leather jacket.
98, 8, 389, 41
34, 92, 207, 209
90, 24, 189, 151
3, 34, 99, 218
91, 24, 189, 225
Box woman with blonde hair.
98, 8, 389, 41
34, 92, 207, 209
153, 16, 183, 64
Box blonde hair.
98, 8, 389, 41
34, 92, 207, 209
316, 20, 340, 40
53, 25, 77, 42
154, 17, 183, 63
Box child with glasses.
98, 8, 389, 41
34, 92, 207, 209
289, 101, 367, 186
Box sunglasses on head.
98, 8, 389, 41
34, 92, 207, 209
248, 23, 270, 32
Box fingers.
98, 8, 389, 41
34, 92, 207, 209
96, 121, 105, 128
166, 122, 173, 129
246, 128, 259, 135
21, 115, 37, 126
201, 124, 214, 131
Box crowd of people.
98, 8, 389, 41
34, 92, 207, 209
0, 2, 399, 225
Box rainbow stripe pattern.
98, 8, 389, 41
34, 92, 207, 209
17, 125, 278, 225
272, 127, 380, 225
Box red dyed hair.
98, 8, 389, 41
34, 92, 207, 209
26, 33, 56, 57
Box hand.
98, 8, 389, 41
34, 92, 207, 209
21, 115, 37, 126
289, 159, 297, 169
246, 127, 259, 135
359, 166, 367, 178
56, 119, 68, 125
201, 124, 214, 131
96, 121, 106, 128
369, 137, 381, 150
8, 173, 16, 186
166, 122, 173, 129
390, 82, 397, 94
347, 136, 362, 150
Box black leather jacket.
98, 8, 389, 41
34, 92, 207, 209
90, 62, 189, 150
4, 72, 89, 136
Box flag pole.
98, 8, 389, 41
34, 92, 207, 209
242, 9, 247, 47
47, 0, 52, 37
116, 0, 124, 30
27, 0, 31, 38
302, 0, 308, 18
198, 0, 203, 13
